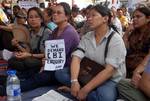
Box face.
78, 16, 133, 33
117, 10, 123, 17
13, 8, 20, 16
87, 9, 105, 29
27, 10, 42, 28
16, 17, 26, 24
133, 10, 149, 28
52, 5, 67, 25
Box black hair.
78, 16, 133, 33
134, 6, 150, 18
44, 7, 53, 17
86, 4, 93, 10
91, 4, 119, 33
57, 2, 71, 17
91, 4, 112, 25
72, 6, 79, 13
13, 5, 21, 10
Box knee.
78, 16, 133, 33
87, 89, 117, 101
117, 79, 131, 93
55, 69, 70, 86
55, 70, 62, 81
117, 79, 133, 99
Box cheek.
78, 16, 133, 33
138, 18, 147, 26
94, 20, 103, 26
54, 15, 66, 23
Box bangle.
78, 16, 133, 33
71, 79, 78, 83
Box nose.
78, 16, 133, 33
87, 16, 92, 22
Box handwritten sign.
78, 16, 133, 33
44, 39, 66, 71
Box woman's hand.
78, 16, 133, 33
131, 72, 142, 88
15, 52, 31, 59
77, 86, 90, 101
126, 22, 134, 33
71, 81, 80, 97
11, 38, 19, 47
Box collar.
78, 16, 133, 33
31, 26, 45, 37
86, 28, 114, 45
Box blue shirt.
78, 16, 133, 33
145, 58, 150, 73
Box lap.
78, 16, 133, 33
87, 80, 117, 101
118, 79, 149, 101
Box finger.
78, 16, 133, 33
71, 91, 77, 97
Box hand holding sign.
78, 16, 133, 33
44, 39, 66, 71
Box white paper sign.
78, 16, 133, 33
18, 1, 39, 9
44, 39, 66, 71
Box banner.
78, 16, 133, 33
44, 39, 66, 71
18, 1, 39, 9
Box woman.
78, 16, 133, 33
57, 4, 126, 101
53, 2, 80, 86
123, 6, 150, 77
118, 6, 150, 101
8, 7, 51, 79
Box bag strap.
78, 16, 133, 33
104, 31, 115, 59
36, 26, 46, 53
75, 31, 115, 61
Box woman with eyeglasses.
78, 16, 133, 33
118, 6, 150, 101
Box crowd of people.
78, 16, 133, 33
0, 1, 150, 101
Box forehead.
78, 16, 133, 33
28, 10, 39, 15
134, 10, 144, 15
89, 9, 99, 14
53, 5, 64, 12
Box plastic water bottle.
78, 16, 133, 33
6, 70, 21, 101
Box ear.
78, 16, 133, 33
103, 16, 109, 23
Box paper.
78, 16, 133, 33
32, 90, 73, 101
2, 49, 13, 61
44, 39, 66, 71
18, 1, 39, 9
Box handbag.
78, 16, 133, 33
78, 31, 115, 86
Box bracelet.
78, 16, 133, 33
71, 79, 78, 83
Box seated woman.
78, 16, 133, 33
117, 6, 150, 101
56, 4, 126, 101
123, 6, 150, 77
8, 7, 51, 79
